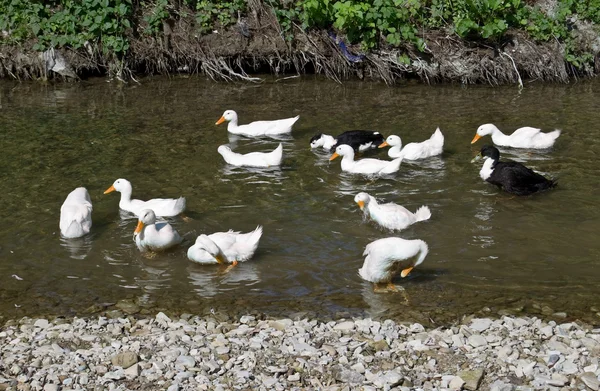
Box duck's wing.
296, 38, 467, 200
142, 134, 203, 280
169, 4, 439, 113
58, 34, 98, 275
509, 127, 542, 143
492, 162, 553, 194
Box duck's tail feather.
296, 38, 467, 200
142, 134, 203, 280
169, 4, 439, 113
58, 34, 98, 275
413, 206, 432, 222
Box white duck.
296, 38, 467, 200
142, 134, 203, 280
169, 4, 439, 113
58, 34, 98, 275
59, 187, 93, 239
134, 209, 183, 252
217, 143, 283, 167
104, 178, 186, 217
187, 226, 263, 271
359, 237, 429, 292
329, 144, 402, 175
216, 110, 299, 137
471, 123, 561, 149
379, 128, 444, 160
354, 192, 431, 231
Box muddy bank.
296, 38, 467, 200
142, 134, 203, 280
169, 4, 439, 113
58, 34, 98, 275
1, 1, 599, 85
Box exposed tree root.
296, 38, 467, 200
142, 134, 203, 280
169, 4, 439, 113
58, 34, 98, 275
0, 3, 596, 85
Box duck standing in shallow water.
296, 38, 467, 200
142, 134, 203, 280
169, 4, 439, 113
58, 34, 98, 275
329, 144, 402, 175
134, 209, 183, 252
359, 237, 429, 292
310, 130, 385, 152
379, 128, 444, 160
59, 187, 93, 239
354, 192, 431, 231
215, 110, 299, 137
471, 123, 561, 149
104, 178, 186, 217
472, 145, 557, 196
187, 226, 263, 272
217, 143, 283, 167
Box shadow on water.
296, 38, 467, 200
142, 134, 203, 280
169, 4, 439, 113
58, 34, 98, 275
1, 78, 599, 324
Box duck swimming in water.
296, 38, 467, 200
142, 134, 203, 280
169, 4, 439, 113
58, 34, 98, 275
310, 130, 385, 152
134, 209, 183, 252
216, 110, 299, 137
329, 144, 402, 175
471, 123, 561, 149
104, 178, 186, 218
472, 145, 557, 196
354, 192, 431, 231
217, 143, 283, 167
59, 187, 93, 239
379, 128, 444, 160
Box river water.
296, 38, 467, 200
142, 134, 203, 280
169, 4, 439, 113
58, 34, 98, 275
0, 77, 598, 324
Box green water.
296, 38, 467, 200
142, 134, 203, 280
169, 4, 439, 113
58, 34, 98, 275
0, 77, 598, 324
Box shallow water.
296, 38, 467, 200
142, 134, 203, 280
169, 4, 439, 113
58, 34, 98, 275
1, 77, 599, 324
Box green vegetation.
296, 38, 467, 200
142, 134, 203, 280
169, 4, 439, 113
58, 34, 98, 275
0, 0, 598, 76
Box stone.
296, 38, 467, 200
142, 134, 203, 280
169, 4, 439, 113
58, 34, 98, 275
489, 380, 514, 391
110, 351, 138, 369
459, 369, 485, 391
580, 372, 600, 391
470, 319, 492, 332
115, 300, 140, 315
124, 363, 139, 378
547, 373, 568, 387
468, 334, 487, 348
334, 321, 355, 332
449, 376, 465, 390
34, 319, 49, 329
331, 365, 364, 384
176, 356, 195, 368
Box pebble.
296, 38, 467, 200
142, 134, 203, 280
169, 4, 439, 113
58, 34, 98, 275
0, 315, 599, 391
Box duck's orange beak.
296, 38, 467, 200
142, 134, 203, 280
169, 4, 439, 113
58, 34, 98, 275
356, 200, 365, 210
329, 152, 340, 161
215, 116, 225, 125
134, 220, 144, 234
104, 185, 116, 194
471, 134, 482, 144
401, 266, 414, 277
378, 141, 389, 148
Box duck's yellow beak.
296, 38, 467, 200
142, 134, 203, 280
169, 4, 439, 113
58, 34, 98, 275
471, 134, 482, 144
356, 200, 365, 210
329, 152, 340, 161
104, 185, 116, 194
134, 220, 144, 234
378, 141, 389, 148
215, 116, 225, 125
401, 266, 414, 278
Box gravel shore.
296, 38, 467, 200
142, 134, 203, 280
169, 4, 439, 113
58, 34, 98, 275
1, 313, 600, 391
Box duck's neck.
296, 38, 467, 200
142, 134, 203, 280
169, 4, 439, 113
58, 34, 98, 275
322, 135, 336, 149
227, 117, 239, 132
388, 145, 403, 158
118, 187, 133, 207
490, 127, 510, 146
340, 153, 356, 170
480, 158, 496, 180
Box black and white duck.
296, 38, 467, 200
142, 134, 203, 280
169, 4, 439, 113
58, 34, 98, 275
310, 130, 385, 152
472, 145, 556, 196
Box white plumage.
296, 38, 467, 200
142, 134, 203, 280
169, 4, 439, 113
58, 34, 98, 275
329, 144, 402, 175
359, 237, 429, 285
104, 178, 186, 217
217, 143, 283, 167
187, 226, 263, 267
59, 187, 93, 239
471, 123, 561, 149
216, 110, 299, 137
354, 192, 431, 231
380, 128, 444, 160
134, 209, 183, 252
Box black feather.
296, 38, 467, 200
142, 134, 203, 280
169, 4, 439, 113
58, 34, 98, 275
479, 145, 556, 196
330, 130, 385, 152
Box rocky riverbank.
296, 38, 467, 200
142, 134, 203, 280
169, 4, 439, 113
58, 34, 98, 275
1, 313, 600, 391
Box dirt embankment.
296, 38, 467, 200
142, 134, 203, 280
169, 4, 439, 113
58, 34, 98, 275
0, 1, 599, 85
